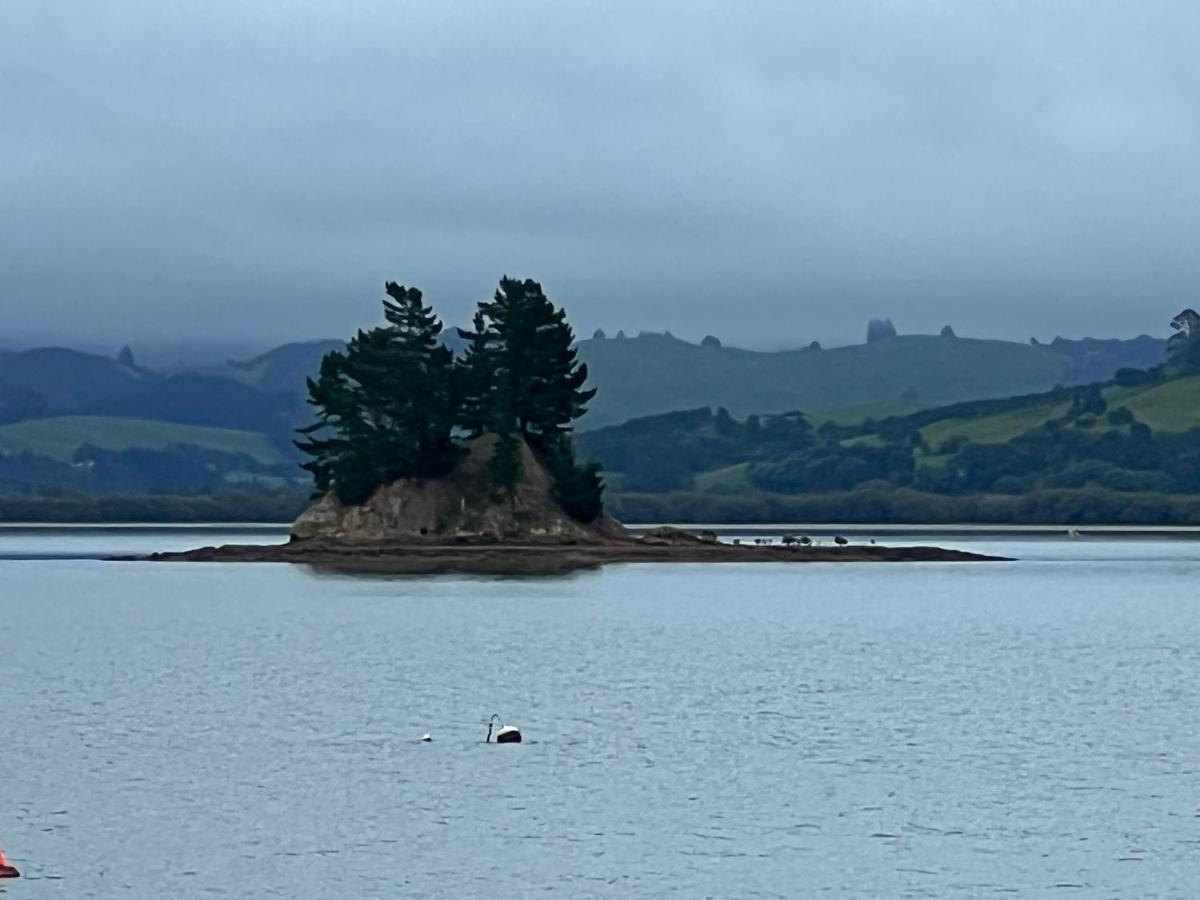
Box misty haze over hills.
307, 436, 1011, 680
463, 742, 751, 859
0, 321, 1173, 373
4, 3, 1200, 349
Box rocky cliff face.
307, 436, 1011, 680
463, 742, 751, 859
291, 434, 626, 544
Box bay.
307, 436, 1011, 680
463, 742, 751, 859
2, 530, 1199, 897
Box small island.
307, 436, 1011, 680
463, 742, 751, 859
134, 277, 1005, 574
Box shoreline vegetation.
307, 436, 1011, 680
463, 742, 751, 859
10, 485, 1200, 526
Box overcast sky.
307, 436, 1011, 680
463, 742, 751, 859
3, 1, 1198, 353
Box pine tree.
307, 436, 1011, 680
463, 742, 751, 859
296, 283, 458, 504
476, 277, 596, 442
459, 277, 602, 514
456, 310, 497, 438
1168, 309, 1200, 374
377, 282, 458, 467
543, 433, 605, 521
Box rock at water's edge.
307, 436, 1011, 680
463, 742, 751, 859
291, 434, 627, 544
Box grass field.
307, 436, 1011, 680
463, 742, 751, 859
1105, 376, 1200, 432
840, 434, 887, 448
0, 416, 283, 463
920, 402, 1070, 449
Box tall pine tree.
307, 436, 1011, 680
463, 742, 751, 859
296, 283, 458, 504
474, 277, 596, 441
460, 277, 602, 513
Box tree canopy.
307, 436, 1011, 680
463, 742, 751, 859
297, 277, 603, 519
1168, 308, 1200, 373
866, 317, 898, 343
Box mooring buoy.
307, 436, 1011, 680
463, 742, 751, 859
486, 713, 523, 743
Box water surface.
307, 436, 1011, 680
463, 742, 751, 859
3, 532, 1199, 897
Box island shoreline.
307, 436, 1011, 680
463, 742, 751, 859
119, 538, 1011, 575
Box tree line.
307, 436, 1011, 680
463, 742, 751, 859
296, 277, 604, 520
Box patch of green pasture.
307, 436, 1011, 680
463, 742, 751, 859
0, 416, 283, 464
1112, 376, 1200, 432
919, 402, 1069, 450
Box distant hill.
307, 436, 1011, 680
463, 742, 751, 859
218, 339, 345, 395
175, 330, 1169, 429
584, 364, 1200, 524
0, 331, 1168, 437
0, 415, 284, 464
0, 326, 1171, 506
574, 332, 1161, 429
0, 347, 306, 440
182, 330, 1167, 429
1049, 335, 1166, 384
193, 329, 467, 402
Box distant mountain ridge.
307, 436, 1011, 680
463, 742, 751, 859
167, 329, 1170, 428
1048, 335, 1166, 384
0, 346, 306, 439
0, 330, 1167, 438
571, 331, 1166, 429
0, 325, 1171, 503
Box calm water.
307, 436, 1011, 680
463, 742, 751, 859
3, 530, 1200, 898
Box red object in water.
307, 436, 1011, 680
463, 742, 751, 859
0, 847, 19, 878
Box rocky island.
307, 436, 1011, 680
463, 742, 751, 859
141, 435, 1003, 573
130, 277, 1005, 573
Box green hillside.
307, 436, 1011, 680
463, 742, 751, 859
909, 375, 1200, 447
0, 416, 284, 464
582, 363, 1200, 524
174, 331, 1165, 433
577, 333, 1073, 429
920, 401, 1071, 449
0, 347, 306, 439
1106, 375, 1200, 432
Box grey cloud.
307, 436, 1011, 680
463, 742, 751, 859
2, 1, 1198, 351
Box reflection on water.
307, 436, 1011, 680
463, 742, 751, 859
2, 532, 1199, 898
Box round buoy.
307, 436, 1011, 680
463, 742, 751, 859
420, 733, 432, 742
486, 713, 523, 743
495, 725, 522, 744
0, 847, 19, 879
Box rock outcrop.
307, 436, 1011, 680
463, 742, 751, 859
291, 434, 627, 544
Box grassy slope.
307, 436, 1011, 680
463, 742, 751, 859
920, 401, 1071, 448
1105, 375, 1200, 431
911, 377, 1200, 449
686, 375, 1200, 485
0, 416, 284, 464
577, 334, 1070, 430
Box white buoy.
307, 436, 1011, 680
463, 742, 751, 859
420, 733, 432, 742
495, 725, 522, 743
487, 713, 523, 743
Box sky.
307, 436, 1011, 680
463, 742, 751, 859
3, 1, 1199, 354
